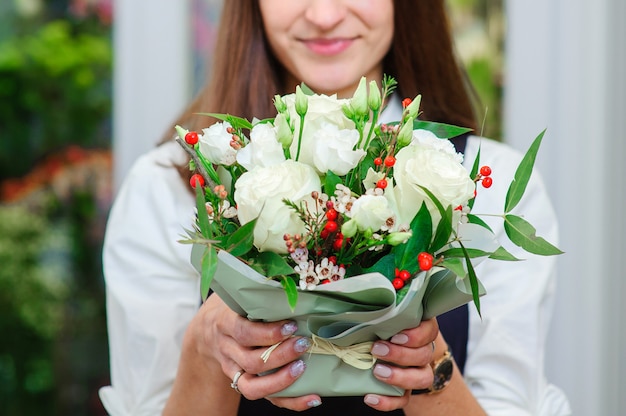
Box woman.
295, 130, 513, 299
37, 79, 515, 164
99, 1, 571, 415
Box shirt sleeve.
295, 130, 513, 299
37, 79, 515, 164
98, 143, 199, 416
463, 138, 571, 416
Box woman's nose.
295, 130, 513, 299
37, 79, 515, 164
304, 0, 348, 30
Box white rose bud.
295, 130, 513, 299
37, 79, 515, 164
274, 94, 287, 113
341, 219, 358, 238
295, 85, 308, 117
368, 80, 381, 112
387, 231, 412, 246
396, 117, 415, 147
350, 76, 368, 117
274, 113, 293, 148
405, 95, 422, 120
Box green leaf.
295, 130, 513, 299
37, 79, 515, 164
258, 252, 296, 277
468, 145, 481, 210
440, 257, 466, 277
466, 213, 493, 232
393, 203, 432, 272
201, 246, 218, 301
224, 219, 256, 257
323, 170, 342, 197
505, 130, 545, 213
299, 82, 315, 95
196, 113, 253, 130
418, 186, 453, 252
504, 214, 563, 255
439, 247, 493, 259
364, 253, 396, 282
459, 242, 481, 317
489, 246, 522, 261
280, 276, 299, 312
413, 120, 473, 139
194, 183, 212, 239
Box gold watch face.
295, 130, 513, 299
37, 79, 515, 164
431, 357, 453, 391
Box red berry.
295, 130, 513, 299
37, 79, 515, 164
392, 277, 405, 290
374, 157, 383, 166
333, 238, 343, 251
417, 252, 434, 271
482, 177, 493, 188
402, 98, 412, 108
384, 156, 396, 167
326, 208, 338, 221
320, 229, 330, 239
326, 201, 334, 210
376, 178, 388, 189
189, 173, 204, 188
479, 165, 492, 177
185, 131, 199, 145
324, 221, 338, 233
394, 268, 400, 278
455, 205, 463, 211
328, 256, 337, 264
399, 270, 411, 281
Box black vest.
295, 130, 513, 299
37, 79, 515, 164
237, 134, 471, 416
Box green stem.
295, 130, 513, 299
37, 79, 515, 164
295, 114, 306, 161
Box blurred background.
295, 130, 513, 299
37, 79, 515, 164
1, 0, 624, 415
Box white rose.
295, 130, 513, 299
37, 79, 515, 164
234, 160, 321, 253
411, 129, 464, 164
390, 138, 475, 226
199, 122, 237, 166
303, 121, 365, 176
236, 122, 285, 170
283, 93, 353, 129
347, 194, 396, 233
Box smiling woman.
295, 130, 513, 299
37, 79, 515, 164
259, 0, 394, 98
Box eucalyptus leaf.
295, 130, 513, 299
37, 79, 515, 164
504, 214, 563, 255
201, 246, 218, 300
505, 130, 545, 213
466, 213, 493, 232
440, 257, 466, 278
439, 247, 492, 259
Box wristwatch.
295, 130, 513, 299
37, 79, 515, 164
411, 347, 454, 395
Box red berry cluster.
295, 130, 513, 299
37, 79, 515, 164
478, 165, 493, 188
320, 201, 346, 251
391, 252, 435, 290
373, 155, 396, 190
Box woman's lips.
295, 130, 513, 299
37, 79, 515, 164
302, 38, 354, 56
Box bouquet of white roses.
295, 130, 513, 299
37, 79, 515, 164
176, 76, 561, 397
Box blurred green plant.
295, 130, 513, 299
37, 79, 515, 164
448, 0, 504, 140
0, 19, 112, 181
0, 204, 68, 415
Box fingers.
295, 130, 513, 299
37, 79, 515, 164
371, 362, 434, 391
228, 359, 308, 401
267, 396, 323, 411
371, 318, 439, 368
364, 390, 411, 412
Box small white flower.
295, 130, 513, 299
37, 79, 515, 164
295, 260, 319, 290
315, 258, 334, 280
290, 247, 309, 264
329, 265, 346, 282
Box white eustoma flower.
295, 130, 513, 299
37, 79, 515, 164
234, 160, 321, 253
199, 122, 237, 166
346, 194, 396, 233
389, 134, 475, 227
236, 122, 285, 170
307, 122, 364, 176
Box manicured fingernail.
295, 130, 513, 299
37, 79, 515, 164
371, 342, 389, 357
364, 394, 380, 406
289, 360, 306, 378
307, 399, 322, 408
294, 337, 312, 353
390, 333, 409, 345
373, 363, 392, 378
281, 321, 298, 336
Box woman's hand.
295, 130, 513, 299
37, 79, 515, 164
165, 294, 322, 414
364, 318, 440, 411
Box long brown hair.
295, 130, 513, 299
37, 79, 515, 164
164, 0, 477, 143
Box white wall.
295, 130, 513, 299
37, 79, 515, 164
505, 0, 625, 414
112, 1, 191, 190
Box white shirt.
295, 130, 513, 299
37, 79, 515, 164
99, 100, 571, 415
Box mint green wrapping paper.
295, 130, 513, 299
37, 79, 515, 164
191, 247, 486, 397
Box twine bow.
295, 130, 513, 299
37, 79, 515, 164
260, 334, 376, 370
